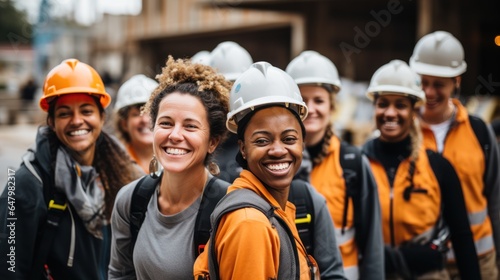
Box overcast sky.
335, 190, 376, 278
15, 0, 141, 25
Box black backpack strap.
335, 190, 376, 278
469, 115, 491, 175
339, 141, 362, 234
425, 149, 451, 251
129, 174, 161, 251
193, 177, 228, 256
30, 161, 67, 279
288, 179, 315, 255
208, 189, 300, 280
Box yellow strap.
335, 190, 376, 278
48, 199, 67, 211
295, 214, 312, 224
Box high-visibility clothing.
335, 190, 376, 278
193, 170, 314, 279
369, 146, 440, 246
421, 99, 495, 256
310, 135, 383, 280
363, 136, 482, 278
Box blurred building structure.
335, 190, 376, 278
0, 45, 35, 125
7, 0, 498, 144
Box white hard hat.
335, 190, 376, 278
367, 60, 426, 107
191, 50, 211, 65
210, 41, 253, 82
409, 31, 467, 78
286, 50, 341, 92
114, 74, 158, 112
227, 61, 308, 133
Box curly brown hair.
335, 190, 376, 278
142, 56, 231, 166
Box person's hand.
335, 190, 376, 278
384, 246, 411, 278
399, 243, 445, 276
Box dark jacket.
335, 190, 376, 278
0, 126, 110, 279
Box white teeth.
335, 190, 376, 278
70, 130, 89, 136
139, 127, 150, 133
384, 121, 398, 127
267, 162, 290, 171
166, 148, 187, 155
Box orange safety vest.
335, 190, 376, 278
310, 136, 358, 278
127, 144, 148, 174
421, 99, 494, 256
193, 170, 314, 279
369, 147, 441, 246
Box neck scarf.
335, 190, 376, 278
54, 147, 106, 239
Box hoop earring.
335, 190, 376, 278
149, 155, 159, 179
208, 161, 220, 176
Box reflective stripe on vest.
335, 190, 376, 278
469, 209, 487, 226
334, 227, 356, 245
421, 100, 494, 256
447, 234, 495, 259
344, 265, 360, 280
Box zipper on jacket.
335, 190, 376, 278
389, 182, 395, 247
67, 206, 75, 267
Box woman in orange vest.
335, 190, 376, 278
410, 30, 500, 279
362, 60, 480, 279
286, 50, 383, 280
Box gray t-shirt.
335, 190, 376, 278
108, 177, 202, 280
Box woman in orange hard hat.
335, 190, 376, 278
0, 59, 141, 279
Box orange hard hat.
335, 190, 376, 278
39, 58, 111, 112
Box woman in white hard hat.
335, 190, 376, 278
410, 30, 500, 279
194, 61, 343, 279
286, 50, 383, 280
114, 74, 159, 173
210, 44, 345, 279
362, 59, 480, 279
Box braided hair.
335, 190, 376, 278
311, 123, 335, 167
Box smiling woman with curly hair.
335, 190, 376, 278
108, 56, 232, 279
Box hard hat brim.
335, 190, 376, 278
410, 59, 467, 78
39, 89, 111, 112
226, 95, 308, 133
294, 78, 341, 92
366, 88, 425, 107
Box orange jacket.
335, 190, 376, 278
309, 136, 384, 279
421, 99, 496, 256
126, 144, 148, 174
193, 170, 314, 279
368, 146, 441, 245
